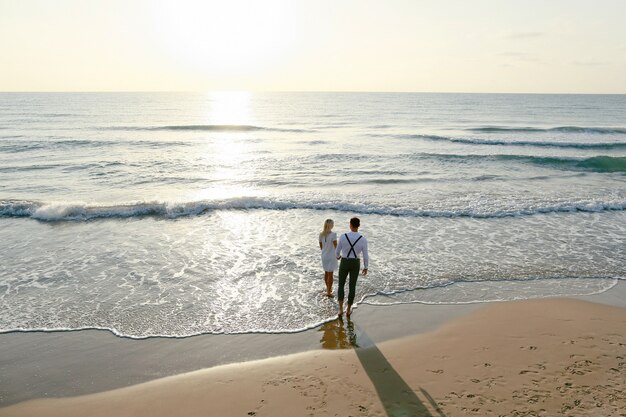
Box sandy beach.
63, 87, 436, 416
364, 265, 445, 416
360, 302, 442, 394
2, 285, 626, 417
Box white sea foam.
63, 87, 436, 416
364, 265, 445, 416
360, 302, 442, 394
1, 209, 624, 337
1, 198, 625, 222
361, 278, 620, 306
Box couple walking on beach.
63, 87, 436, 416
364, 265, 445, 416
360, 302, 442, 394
319, 217, 369, 317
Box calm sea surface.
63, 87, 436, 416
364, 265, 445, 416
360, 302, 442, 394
1, 92, 625, 337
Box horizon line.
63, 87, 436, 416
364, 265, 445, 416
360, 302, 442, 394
1, 90, 626, 95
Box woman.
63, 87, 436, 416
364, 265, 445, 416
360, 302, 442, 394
319, 219, 338, 297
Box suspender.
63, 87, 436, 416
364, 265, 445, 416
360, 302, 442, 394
344, 234, 362, 258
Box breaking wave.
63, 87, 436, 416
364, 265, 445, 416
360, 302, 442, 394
1, 197, 625, 222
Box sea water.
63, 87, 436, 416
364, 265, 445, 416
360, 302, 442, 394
1, 92, 625, 337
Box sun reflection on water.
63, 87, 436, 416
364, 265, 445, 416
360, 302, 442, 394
193, 91, 261, 202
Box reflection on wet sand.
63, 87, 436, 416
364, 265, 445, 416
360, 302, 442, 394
319, 317, 358, 349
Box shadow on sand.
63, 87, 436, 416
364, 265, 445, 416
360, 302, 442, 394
319, 317, 447, 417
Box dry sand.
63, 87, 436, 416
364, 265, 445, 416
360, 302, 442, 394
2, 297, 625, 417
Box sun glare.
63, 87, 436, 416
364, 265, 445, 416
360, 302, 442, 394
207, 91, 253, 125
151, 1, 295, 75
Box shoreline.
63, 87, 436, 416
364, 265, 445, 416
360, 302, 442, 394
0, 301, 483, 407
0, 281, 625, 413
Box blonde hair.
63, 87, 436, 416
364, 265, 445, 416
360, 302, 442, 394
320, 219, 334, 238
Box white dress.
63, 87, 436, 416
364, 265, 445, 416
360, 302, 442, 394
320, 232, 338, 272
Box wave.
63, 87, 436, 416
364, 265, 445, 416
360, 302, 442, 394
337, 178, 435, 185
1, 197, 625, 222
394, 134, 626, 150
415, 153, 626, 173
0, 164, 63, 173
0, 139, 194, 154
301, 140, 329, 145
467, 126, 626, 134
103, 124, 311, 133
508, 155, 626, 173
575, 156, 626, 172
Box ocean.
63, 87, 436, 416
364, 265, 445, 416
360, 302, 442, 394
1, 92, 625, 338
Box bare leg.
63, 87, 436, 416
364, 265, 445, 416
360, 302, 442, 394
323, 272, 328, 293
346, 303, 352, 317
324, 272, 333, 297
338, 300, 344, 317
328, 272, 334, 296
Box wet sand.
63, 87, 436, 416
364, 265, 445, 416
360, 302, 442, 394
0, 302, 480, 406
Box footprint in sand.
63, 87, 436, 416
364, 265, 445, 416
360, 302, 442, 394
519, 370, 539, 375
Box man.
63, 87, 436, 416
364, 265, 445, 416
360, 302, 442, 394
335, 217, 369, 317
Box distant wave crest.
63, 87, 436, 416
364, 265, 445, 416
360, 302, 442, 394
467, 126, 626, 134
496, 155, 626, 173
395, 134, 626, 150
2, 198, 625, 222
413, 153, 626, 173
104, 124, 311, 133
574, 155, 626, 172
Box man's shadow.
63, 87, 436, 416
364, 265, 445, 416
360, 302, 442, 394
318, 317, 447, 417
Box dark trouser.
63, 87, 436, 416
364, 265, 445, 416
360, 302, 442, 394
338, 258, 360, 305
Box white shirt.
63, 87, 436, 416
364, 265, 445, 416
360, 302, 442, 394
335, 231, 369, 268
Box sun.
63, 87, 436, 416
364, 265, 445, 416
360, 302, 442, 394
151, 0, 295, 75
207, 91, 253, 125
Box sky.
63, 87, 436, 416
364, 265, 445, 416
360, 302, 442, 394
1, 0, 626, 93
